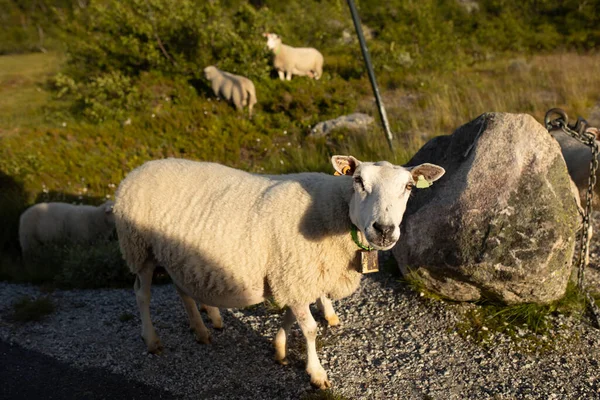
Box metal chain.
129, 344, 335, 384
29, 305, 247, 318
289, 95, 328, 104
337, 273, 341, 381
545, 108, 600, 327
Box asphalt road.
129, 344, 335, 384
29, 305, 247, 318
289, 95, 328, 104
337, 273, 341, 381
0, 340, 177, 400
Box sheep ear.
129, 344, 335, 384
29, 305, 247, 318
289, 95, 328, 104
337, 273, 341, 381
262, 32, 269, 37
331, 155, 361, 176
407, 163, 445, 186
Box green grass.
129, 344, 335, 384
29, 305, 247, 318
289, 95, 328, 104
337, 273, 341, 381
2, 50, 600, 288
400, 267, 448, 302
402, 267, 599, 352
454, 281, 595, 352
0, 52, 62, 131
119, 312, 135, 322
10, 295, 55, 322
301, 390, 352, 400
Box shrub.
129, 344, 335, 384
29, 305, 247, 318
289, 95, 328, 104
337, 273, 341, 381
20, 239, 131, 289
10, 295, 55, 322
0, 0, 72, 55
54, 240, 132, 289
51, 71, 146, 122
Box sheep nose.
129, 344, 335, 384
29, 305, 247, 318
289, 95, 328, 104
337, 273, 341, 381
373, 222, 394, 237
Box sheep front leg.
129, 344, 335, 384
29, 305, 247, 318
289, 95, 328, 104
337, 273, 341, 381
290, 304, 331, 389
274, 308, 295, 365
277, 70, 285, 81
317, 296, 339, 326
175, 285, 212, 344
135, 264, 162, 354
285, 71, 292, 81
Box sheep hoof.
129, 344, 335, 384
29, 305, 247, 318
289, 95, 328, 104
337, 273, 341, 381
194, 332, 211, 344
275, 356, 289, 366
326, 315, 340, 327
147, 340, 164, 355
212, 322, 224, 330
310, 377, 331, 390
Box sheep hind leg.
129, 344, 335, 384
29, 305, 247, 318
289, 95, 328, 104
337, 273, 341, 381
290, 304, 331, 389
135, 263, 162, 354
199, 303, 224, 329
175, 285, 212, 344
274, 307, 295, 365
316, 296, 340, 326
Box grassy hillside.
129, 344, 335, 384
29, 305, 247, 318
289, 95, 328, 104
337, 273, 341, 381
1, 0, 600, 286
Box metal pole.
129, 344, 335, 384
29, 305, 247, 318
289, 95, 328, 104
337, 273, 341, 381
347, 0, 394, 151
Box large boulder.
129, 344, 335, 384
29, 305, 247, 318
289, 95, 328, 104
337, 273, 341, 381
310, 113, 374, 138
392, 113, 580, 304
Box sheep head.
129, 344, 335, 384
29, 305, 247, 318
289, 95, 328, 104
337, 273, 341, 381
332, 155, 445, 250
264, 32, 282, 51
101, 200, 116, 226
203, 66, 218, 80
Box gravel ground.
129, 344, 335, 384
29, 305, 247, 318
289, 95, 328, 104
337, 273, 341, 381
0, 340, 175, 400
2, 215, 600, 399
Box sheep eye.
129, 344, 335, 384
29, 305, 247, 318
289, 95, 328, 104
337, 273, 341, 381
354, 176, 365, 192
406, 183, 414, 191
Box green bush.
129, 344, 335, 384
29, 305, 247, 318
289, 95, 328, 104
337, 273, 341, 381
10, 295, 55, 322
19, 239, 132, 288
52, 71, 146, 122
55, 240, 132, 288
0, 0, 72, 54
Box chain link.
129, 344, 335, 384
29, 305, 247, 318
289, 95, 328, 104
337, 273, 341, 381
545, 108, 600, 327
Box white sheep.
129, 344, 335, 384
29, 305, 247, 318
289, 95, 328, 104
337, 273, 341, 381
19, 200, 116, 256
203, 65, 257, 117
551, 126, 599, 266
550, 126, 600, 203
114, 156, 445, 389
264, 32, 324, 81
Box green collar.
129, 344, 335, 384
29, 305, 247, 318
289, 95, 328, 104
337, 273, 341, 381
273, 44, 281, 55
351, 224, 375, 251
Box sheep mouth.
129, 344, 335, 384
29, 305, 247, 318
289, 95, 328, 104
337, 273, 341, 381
365, 235, 399, 251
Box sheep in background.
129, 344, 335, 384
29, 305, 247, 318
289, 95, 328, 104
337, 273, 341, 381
551, 126, 599, 266
19, 201, 116, 256
550, 126, 600, 204
114, 156, 445, 388
263, 32, 324, 81
203, 66, 257, 117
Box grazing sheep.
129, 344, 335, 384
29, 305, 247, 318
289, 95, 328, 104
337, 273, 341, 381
203, 66, 257, 117
114, 156, 445, 389
550, 127, 600, 204
551, 126, 599, 266
263, 32, 324, 81
19, 201, 115, 256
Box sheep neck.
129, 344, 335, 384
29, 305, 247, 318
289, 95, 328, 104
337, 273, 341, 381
307, 175, 355, 239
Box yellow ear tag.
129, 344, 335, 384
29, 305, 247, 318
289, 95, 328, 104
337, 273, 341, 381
334, 165, 352, 176
416, 175, 432, 189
